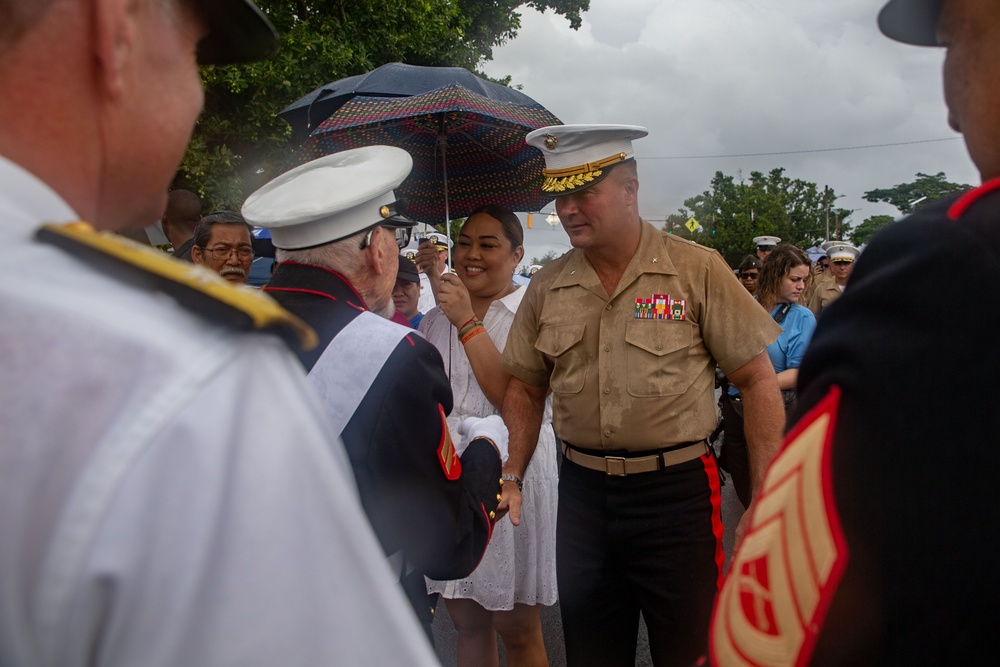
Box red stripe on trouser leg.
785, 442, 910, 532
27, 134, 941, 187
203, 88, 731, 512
701, 452, 725, 590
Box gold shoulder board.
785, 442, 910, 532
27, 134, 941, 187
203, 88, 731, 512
37, 222, 317, 351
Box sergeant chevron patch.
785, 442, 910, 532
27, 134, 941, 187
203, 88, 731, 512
710, 387, 848, 667
436, 404, 461, 481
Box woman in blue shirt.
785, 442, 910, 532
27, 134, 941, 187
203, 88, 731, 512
756, 245, 817, 393
721, 245, 816, 507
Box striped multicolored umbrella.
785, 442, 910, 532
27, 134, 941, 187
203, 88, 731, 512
293, 83, 562, 226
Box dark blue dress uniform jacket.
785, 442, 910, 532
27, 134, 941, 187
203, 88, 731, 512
265, 261, 501, 628
789, 185, 1000, 664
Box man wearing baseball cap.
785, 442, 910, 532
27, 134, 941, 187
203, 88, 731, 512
0, 2, 440, 665
711, 2, 999, 664
500, 124, 785, 666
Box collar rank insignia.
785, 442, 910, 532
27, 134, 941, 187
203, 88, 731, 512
634, 294, 686, 320
709, 387, 848, 667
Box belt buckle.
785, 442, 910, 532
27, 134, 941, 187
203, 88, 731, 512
605, 456, 627, 476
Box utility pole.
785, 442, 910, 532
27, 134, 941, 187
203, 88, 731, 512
824, 186, 830, 241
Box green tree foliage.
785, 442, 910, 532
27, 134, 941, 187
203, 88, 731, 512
667, 169, 852, 267
849, 214, 895, 247
178, 0, 588, 211
530, 250, 562, 266
863, 172, 973, 215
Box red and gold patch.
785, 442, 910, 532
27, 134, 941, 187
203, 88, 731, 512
436, 404, 462, 480
710, 387, 848, 667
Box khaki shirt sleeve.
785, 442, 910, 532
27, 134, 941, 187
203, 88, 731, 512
699, 250, 782, 375
501, 277, 551, 387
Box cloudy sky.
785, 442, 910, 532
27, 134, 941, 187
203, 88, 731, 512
482, 0, 978, 245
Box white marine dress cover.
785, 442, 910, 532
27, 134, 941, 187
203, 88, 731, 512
421, 285, 558, 610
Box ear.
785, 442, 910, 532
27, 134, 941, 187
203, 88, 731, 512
513, 245, 524, 265
93, 0, 138, 101
191, 246, 204, 264
366, 228, 387, 277
622, 174, 639, 206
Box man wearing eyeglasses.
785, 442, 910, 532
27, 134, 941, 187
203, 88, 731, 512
246, 146, 507, 640
737, 255, 762, 295
191, 211, 255, 283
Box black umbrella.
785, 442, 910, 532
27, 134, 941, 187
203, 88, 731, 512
279, 62, 544, 142
294, 84, 561, 227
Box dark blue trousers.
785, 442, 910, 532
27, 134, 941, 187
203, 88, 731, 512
557, 451, 723, 667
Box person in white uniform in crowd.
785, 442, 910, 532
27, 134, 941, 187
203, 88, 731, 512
0, 1, 439, 665
417, 231, 453, 312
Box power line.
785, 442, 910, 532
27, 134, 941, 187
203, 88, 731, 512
637, 137, 960, 160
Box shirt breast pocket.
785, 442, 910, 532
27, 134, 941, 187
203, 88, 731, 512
625, 321, 694, 397
535, 323, 587, 395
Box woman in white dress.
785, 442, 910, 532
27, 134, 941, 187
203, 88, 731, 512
417, 205, 558, 667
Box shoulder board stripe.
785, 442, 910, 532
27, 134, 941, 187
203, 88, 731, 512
38, 222, 317, 350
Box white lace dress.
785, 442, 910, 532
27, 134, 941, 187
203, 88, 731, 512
421, 285, 558, 610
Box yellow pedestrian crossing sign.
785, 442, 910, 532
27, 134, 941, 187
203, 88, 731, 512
685, 217, 699, 232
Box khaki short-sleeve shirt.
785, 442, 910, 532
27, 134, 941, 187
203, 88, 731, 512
503, 220, 781, 452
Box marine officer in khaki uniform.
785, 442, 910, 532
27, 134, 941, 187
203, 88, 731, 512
807, 243, 858, 316
498, 125, 786, 667
753, 235, 782, 263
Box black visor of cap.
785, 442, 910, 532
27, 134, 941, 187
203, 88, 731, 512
877, 0, 943, 46
196, 0, 280, 66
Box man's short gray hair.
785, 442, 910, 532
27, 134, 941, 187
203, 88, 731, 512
275, 231, 368, 276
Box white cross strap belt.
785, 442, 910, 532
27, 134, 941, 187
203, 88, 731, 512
307, 311, 413, 436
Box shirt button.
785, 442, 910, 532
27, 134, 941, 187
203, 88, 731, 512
603, 387, 611, 394
656, 343, 662, 350
604, 344, 611, 352
606, 304, 613, 310
604, 429, 611, 437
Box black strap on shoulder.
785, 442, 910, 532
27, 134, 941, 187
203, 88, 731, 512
773, 303, 793, 324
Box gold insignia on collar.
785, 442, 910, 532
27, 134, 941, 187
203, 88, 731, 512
544, 134, 558, 150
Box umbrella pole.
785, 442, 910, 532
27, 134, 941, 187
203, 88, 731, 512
437, 129, 455, 382
438, 132, 452, 270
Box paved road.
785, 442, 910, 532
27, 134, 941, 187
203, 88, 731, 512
432, 450, 747, 666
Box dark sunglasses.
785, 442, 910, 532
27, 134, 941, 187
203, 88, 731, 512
740, 271, 759, 279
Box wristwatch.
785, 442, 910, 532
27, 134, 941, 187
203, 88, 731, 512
501, 473, 523, 492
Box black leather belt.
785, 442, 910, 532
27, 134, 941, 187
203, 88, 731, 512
561, 441, 708, 476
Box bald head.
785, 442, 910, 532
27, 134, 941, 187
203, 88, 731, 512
162, 189, 202, 248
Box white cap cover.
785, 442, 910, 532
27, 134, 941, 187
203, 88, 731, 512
828, 244, 860, 262
243, 146, 413, 250
526, 124, 648, 193
752, 236, 782, 248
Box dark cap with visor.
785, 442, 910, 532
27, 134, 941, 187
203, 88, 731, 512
877, 0, 943, 46
195, 0, 280, 65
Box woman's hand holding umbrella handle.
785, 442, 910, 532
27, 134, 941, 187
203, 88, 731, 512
414, 242, 440, 279
437, 273, 475, 328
